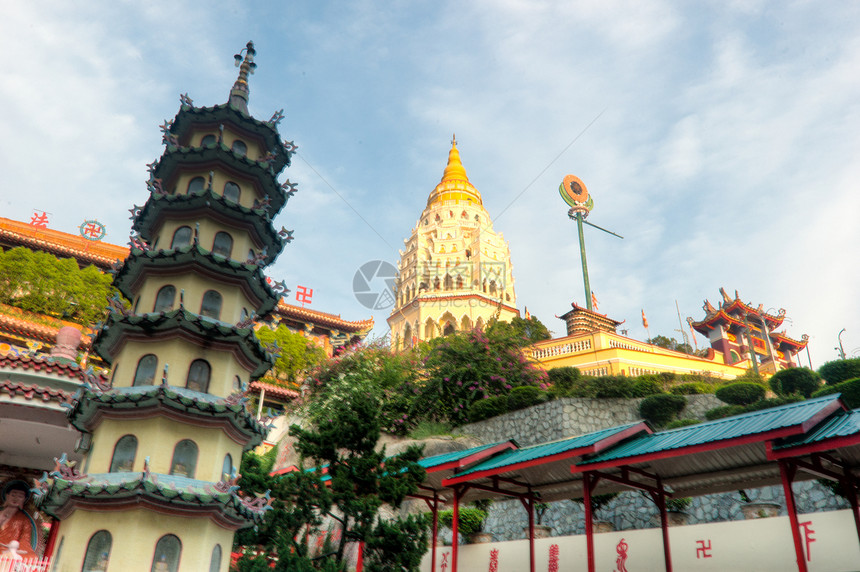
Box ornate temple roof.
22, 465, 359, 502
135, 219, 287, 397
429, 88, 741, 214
0, 217, 128, 271
690, 288, 787, 334
425, 137, 483, 207
274, 301, 374, 334
115, 245, 280, 318
91, 308, 274, 378
36, 469, 270, 529
67, 385, 270, 447
132, 188, 288, 264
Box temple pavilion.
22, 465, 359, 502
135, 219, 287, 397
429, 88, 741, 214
387, 138, 519, 348
32, 42, 293, 571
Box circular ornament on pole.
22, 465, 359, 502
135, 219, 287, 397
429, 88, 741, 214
79, 220, 107, 242
559, 174, 594, 217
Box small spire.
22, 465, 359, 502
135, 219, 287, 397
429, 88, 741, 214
441, 133, 469, 183
229, 41, 257, 114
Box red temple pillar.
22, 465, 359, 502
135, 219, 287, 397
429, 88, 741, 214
584, 472, 596, 572
779, 460, 809, 572
451, 487, 460, 572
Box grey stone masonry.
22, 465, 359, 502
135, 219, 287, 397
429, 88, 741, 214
454, 395, 722, 446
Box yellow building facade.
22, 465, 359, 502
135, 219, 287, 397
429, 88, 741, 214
388, 139, 519, 348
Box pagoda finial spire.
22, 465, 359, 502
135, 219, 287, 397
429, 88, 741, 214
441, 133, 468, 183
229, 41, 257, 114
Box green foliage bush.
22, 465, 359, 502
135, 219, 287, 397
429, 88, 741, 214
639, 394, 687, 427
812, 377, 860, 408
670, 382, 714, 395
507, 385, 547, 411
705, 404, 746, 420
664, 418, 701, 429
705, 396, 805, 420
666, 497, 692, 511
547, 367, 582, 397
631, 379, 663, 397
467, 396, 508, 422
819, 358, 860, 386
769, 367, 821, 397
438, 507, 488, 537
715, 382, 766, 405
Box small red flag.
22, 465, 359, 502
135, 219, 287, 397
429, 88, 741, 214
641, 309, 649, 329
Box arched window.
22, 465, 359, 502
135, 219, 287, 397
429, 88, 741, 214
170, 226, 192, 249
82, 530, 112, 572
209, 545, 222, 572
153, 285, 176, 313
170, 440, 198, 478
223, 182, 241, 203
212, 232, 233, 258
456, 276, 464, 289
109, 435, 138, 472
133, 297, 140, 313
199, 290, 222, 320
186, 359, 210, 393
187, 176, 206, 194
200, 134, 216, 147
231, 140, 247, 156
222, 454, 233, 481
433, 277, 440, 291
489, 281, 497, 296
151, 534, 182, 572
443, 322, 455, 336
403, 324, 412, 348
443, 274, 453, 290
133, 354, 158, 387
233, 375, 242, 392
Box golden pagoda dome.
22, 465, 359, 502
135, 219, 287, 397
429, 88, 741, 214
426, 135, 483, 207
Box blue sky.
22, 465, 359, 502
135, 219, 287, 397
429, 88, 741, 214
1, 1, 858, 367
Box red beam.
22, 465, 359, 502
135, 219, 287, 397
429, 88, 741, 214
767, 433, 860, 459
427, 441, 518, 474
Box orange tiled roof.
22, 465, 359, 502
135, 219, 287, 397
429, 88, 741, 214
0, 217, 129, 269
0, 306, 94, 348
275, 301, 374, 333
249, 380, 300, 400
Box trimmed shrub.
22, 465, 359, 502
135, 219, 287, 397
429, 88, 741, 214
715, 382, 766, 405
547, 366, 581, 389
670, 382, 714, 395
769, 367, 821, 398
587, 375, 636, 398
812, 377, 860, 408
664, 418, 701, 429
438, 507, 487, 537
705, 404, 746, 420
467, 396, 508, 422
639, 394, 687, 427
819, 358, 860, 386
507, 385, 547, 411
631, 379, 663, 397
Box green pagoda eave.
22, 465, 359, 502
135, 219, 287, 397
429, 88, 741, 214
170, 103, 290, 173
153, 146, 288, 215
36, 471, 267, 530
132, 189, 285, 263
92, 309, 275, 378
67, 385, 269, 448
115, 246, 280, 318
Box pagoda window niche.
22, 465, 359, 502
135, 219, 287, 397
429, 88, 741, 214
153, 285, 176, 312
223, 181, 241, 203
212, 231, 233, 258
200, 134, 216, 147
199, 290, 223, 320
109, 435, 138, 472
187, 176, 206, 194
171, 226, 193, 249
133, 354, 158, 386
231, 140, 247, 157
185, 359, 211, 392
209, 545, 222, 572
82, 530, 112, 572
443, 322, 455, 336
233, 375, 242, 392
443, 274, 453, 291
221, 454, 233, 481
169, 440, 198, 478
151, 534, 182, 572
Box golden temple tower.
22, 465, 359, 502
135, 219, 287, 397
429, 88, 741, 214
387, 138, 518, 348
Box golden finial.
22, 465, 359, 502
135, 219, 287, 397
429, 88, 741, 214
229, 41, 257, 113
441, 134, 468, 183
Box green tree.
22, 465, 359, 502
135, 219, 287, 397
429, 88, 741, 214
255, 323, 326, 386
769, 367, 821, 398
0, 247, 113, 326
488, 315, 551, 346
648, 335, 694, 355
819, 358, 860, 386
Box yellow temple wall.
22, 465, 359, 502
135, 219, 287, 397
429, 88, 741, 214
87, 416, 243, 481
530, 330, 749, 379
53, 508, 233, 572
109, 336, 253, 398
133, 272, 259, 326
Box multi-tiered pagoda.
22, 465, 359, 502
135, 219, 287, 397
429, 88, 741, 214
688, 287, 809, 373
36, 42, 291, 571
